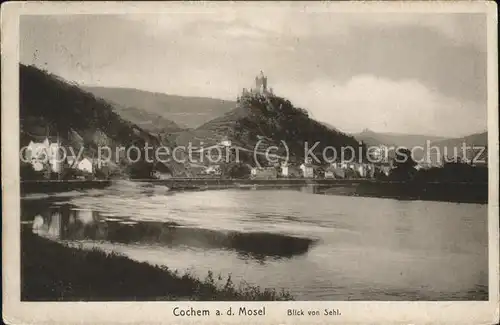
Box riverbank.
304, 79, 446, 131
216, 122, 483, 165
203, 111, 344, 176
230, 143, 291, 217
154, 178, 489, 204
21, 230, 294, 301
320, 181, 488, 204
20, 178, 488, 204
21, 180, 111, 195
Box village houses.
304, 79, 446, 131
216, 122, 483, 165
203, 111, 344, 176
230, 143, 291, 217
26, 137, 63, 173
280, 162, 289, 177
300, 158, 315, 178
25, 137, 101, 178
251, 166, 278, 179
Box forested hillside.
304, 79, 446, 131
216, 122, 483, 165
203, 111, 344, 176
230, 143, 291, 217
20, 64, 188, 177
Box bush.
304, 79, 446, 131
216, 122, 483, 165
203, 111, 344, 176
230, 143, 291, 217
224, 163, 251, 179
21, 231, 294, 301
20, 162, 44, 181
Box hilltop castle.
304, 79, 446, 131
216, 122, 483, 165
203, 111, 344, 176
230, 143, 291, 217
240, 71, 274, 98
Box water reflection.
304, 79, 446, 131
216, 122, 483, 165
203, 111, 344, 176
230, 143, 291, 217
31, 206, 108, 241
21, 184, 488, 300
27, 204, 315, 260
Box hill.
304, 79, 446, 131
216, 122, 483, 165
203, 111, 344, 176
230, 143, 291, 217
354, 129, 448, 148
427, 131, 488, 163
354, 129, 487, 165
104, 103, 184, 134
20, 64, 189, 177
83, 86, 236, 129
430, 131, 487, 148
177, 93, 365, 166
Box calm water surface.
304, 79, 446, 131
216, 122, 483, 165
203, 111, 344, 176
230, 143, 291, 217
21, 181, 488, 300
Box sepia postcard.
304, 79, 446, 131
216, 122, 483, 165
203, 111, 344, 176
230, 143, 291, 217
2, 1, 499, 324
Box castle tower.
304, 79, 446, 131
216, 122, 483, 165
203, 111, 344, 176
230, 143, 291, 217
254, 70, 268, 93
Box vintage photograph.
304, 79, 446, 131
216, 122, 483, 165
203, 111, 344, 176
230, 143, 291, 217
2, 2, 499, 324
17, 8, 491, 301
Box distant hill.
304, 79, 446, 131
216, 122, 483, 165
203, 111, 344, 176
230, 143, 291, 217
177, 94, 364, 166
20, 65, 189, 177
354, 129, 448, 148
354, 129, 488, 164
427, 131, 488, 163
83, 86, 236, 129
105, 103, 184, 134
430, 131, 487, 148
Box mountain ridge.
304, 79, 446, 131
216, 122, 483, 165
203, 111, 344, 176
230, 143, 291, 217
20, 64, 189, 177
177, 93, 366, 166
83, 86, 237, 129
430, 131, 487, 147
428, 131, 488, 162
354, 129, 449, 148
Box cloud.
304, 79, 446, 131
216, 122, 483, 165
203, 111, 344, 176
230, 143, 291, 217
124, 11, 487, 103
124, 8, 486, 49
281, 75, 486, 137
19, 12, 487, 137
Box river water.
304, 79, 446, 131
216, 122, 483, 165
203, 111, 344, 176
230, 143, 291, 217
21, 180, 488, 300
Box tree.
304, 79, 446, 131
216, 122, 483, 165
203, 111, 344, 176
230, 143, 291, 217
315, 166, 325, 179
128, 160, 154, 179
389, 148, 417, 181
94, 166, 110, 180
20, 162, 42, 181
224, 163, 251, 179
413, 160, 488, 183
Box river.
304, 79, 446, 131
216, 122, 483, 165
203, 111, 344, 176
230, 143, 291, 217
21, 180, 488, 300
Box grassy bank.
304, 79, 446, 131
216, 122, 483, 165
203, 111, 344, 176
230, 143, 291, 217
150, 179, 489, 204
21, 180, 112, 195
21, 179, 488, 204
21, 230, 294, 301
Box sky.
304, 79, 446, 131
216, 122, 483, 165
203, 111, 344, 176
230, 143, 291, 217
19, 5, 488, 137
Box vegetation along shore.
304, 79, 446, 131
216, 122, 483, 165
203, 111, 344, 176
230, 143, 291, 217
21, 230, 294, 301
21, 178, 488, 204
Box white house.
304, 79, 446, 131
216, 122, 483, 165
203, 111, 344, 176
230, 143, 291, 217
251, 167, 277, 179
280, 162, 289, 177
26, 137, 62, 173
324, 167, 336, 179
26, 140, 44, 171
300, 162, 314, 178
220, 137, 232, 147
76, 158, 93, 174
369, 145, 388, 162
204, 165, 222, 176
357, 164, 367, 178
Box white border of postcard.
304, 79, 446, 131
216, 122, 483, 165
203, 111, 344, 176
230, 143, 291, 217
2, 1, 499, 324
